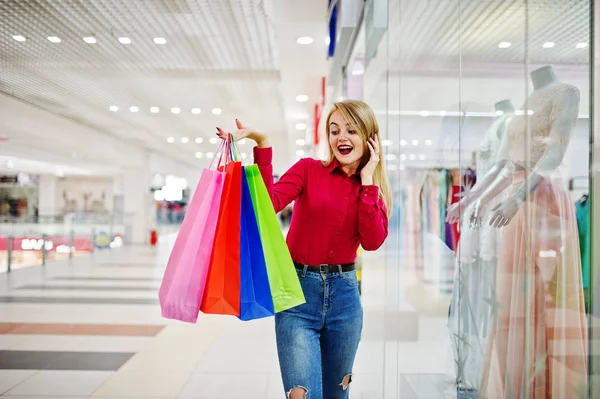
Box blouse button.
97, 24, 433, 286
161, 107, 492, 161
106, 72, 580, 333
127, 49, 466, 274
329, 250, 334, 256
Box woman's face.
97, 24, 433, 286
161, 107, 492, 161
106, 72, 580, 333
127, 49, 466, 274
328, 110, 365, 169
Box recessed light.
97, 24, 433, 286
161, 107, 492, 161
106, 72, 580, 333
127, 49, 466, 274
576, 42, 588, 49
409, 154, 416, 160
412, 139, 419, 146
129, 106, 139, 113
241, 153, 248, 159
153, 37, 167, 45
296, 95, 309, 102
388, 164, 398, 171
419, 154, 426, 160
382, 140, 392, 146
12, 35, 26, 42
109, 105, 119, 112
542, 42, 555, 48
209, 137, 218, 144
420, 111, 429, 117
206, 152, 214, 159
212, 108, 222, 115
297, 36, 313, 45
83, 36, 97, 44
498, 42, 512, 48
400, 140, 407, 146
239, 139, 247, 145
171, 107, 181, 114
296, 139, 306, 146
195, 152, 203, 158
150, 107, 160, 113
47, 36, 61, 43
425, 139, 433, 146
167, 137, 175, 143
118, 37, 132, 44
181, 137, 189, 144
386, 154, 397, 161
400, 154, 407, 160
399, 165, 406, 171
296, 123, 307, 130
296, 150, 305, 156
191, 108, 201, 114
195, 137, 203, 144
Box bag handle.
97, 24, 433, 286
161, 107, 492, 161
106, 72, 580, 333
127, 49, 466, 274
210, 139, 228, 170
229, 133, 244, 165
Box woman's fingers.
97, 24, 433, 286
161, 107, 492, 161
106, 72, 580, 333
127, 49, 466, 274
235, 119, 245, 130
216, 127, 227, 140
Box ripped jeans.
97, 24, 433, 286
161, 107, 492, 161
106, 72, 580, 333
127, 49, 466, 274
275, 267, 363, 399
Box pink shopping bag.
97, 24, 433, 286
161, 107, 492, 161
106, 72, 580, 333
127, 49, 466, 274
159, 144, 228, 323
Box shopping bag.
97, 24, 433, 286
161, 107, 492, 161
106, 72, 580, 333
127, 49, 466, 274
244, 164, 305, 312
201, 160, 243, 315
238, 168, 275, 321
158, 168, 225, 323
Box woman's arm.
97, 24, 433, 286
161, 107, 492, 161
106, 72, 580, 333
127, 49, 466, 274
358, 186, 388, 251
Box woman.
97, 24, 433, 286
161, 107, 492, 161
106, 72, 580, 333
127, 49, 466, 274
217, 100, 392, 399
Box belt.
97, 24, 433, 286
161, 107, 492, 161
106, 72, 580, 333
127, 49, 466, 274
294, 262, 355, 274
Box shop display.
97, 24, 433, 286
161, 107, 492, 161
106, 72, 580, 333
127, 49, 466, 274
158, 136, 305, 324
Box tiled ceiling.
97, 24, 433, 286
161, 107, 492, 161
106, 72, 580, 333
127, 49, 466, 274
0, 0, 291, 168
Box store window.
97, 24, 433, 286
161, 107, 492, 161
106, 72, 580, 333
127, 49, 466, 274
342, 0, 594, 397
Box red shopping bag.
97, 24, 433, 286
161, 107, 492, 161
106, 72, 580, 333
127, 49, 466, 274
200, 160, 243, 315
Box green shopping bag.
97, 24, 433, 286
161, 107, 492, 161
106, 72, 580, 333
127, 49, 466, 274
244, 164, 305, 312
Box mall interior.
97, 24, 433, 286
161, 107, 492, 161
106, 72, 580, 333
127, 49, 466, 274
0, 0, 599, 398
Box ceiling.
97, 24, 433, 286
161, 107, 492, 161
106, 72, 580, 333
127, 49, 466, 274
0, 0, 328, 176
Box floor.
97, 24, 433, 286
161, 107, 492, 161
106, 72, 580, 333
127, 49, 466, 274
0, 231, 458, 398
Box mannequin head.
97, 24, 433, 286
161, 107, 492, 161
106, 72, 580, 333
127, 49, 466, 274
531, 65, 559, 90
494, 99, 515, 115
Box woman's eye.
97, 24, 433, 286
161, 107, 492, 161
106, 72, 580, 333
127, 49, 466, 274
348, 130, 357, 135
331, 130, 339, 135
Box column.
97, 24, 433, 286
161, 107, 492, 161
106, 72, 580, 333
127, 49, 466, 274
38, 174, 58, 217
122, 167, 155, 245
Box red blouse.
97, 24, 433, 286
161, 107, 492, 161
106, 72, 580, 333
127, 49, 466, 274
254, 146, 388, 265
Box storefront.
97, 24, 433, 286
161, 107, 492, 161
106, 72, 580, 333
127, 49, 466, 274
329, 0, 597, 396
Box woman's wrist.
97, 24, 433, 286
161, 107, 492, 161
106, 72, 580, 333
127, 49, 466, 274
361, 175, 373, 186
256, 138, 271, 148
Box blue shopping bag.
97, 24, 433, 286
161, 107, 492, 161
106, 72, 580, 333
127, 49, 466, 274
238, 168, 275, 321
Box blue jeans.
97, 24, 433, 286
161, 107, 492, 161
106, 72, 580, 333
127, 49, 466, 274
275, 267, 363, 399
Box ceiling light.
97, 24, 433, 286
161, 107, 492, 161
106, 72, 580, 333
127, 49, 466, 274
297, 36, 314, 45
296, 123, 307, 130
83, 36, 97, 44
109, 105, 119, 112
195, 152, 203, 159
167, 137, 175, 143
542, 42, 555, 48
296, 94, 309, 102
425, 139, 433, 146
206, 152, 214, 159
400, 154, 407, 160
191, 108, 201, 115
409, 154, 416, 160
296, 150, 305, 156
576, 42, 588, 49
241, 153, 248, 159
419, 154, 426, 160
150, 107, 160, 113
420, 111, 429, 117
400, 140, 407, 146
399, 165, 406, 171
382, 140, 392, 146
181, 137, 189, 144
386, 154, 397, 161
440, 110, 447, 116
496, 110, 504, 116
12, 35, 26, 42
412, 139, 419, 146
153, 37, 167, 45
171, 107, 181, 114
352, 68, 364, 76
5, 160, 14, 169
212, 108, 222, 115
239, 139, 247, 145
388, 164, 398, 171
118, 37, 132, 44
498, 42, 512, 48
129, 106, 139, 113
195, 137, 203, 144
47, 36, 61, 43
296, 139, 306, 146
209, 137, 218, 144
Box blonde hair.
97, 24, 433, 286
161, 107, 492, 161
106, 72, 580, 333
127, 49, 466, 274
324, 100, 393, 218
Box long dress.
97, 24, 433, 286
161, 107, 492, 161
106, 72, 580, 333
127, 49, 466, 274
448, 114, 512, 391
480, 82, 588, 398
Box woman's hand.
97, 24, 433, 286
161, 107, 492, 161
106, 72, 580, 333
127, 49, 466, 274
216, 119, 271, 148
360, 135, 380, 186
